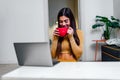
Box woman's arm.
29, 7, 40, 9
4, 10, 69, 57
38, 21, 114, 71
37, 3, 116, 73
68, 30, 83, 60
51, 36, 59, 58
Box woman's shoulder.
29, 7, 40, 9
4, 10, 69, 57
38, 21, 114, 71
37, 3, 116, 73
76, 29, 83, 34
76, 29, 84, 43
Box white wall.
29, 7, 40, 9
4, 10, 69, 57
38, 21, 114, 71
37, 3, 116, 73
113, 0, 120, 38
113, 0, 120, 19
80, 0, 113, 61
0, 0, 48, 64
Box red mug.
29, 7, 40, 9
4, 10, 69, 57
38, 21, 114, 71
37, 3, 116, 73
57, 27, 68, 37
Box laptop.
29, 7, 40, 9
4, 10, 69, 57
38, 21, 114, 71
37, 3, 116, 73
14, 42, 58, 67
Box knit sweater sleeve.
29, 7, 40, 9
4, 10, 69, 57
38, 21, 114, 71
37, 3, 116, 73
68, 30, 84, 60
50, 36, 58, 58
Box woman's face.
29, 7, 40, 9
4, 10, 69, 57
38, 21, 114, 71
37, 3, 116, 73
59, 16, 70, 28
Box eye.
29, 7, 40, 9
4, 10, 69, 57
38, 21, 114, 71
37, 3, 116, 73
59, 20, 63, 23
64, 19, 68, 23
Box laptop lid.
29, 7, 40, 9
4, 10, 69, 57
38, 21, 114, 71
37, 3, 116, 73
14, 42, 53, 67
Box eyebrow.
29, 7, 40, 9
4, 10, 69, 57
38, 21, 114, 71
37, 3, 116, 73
59, 19, 69, 22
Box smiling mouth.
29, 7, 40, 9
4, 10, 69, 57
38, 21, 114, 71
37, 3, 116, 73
61, 25, 69, 28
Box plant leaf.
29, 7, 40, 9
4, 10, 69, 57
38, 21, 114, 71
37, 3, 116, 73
92, 24, 104, 29
111, 16, 120, 22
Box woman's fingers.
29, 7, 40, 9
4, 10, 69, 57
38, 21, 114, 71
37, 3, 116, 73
53, 29, 60, 36
67, 27, 74, 35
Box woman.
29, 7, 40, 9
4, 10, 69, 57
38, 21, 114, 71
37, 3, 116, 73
51, 7, 83, 62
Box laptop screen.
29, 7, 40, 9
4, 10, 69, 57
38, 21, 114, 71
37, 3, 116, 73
14, 42, 53, 67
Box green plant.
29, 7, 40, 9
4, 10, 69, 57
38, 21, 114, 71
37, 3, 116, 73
92, 15, 120, 40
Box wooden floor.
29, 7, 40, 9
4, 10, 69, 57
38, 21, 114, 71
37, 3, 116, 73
0, 64, 19, 80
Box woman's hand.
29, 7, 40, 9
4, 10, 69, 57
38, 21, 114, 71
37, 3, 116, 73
67, 27, 74, 36
53, 28, 60, 37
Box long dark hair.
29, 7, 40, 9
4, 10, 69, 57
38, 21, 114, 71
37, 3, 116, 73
56, 7, 80, 58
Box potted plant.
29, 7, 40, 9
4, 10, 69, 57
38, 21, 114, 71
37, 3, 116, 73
92, 15, 120, 40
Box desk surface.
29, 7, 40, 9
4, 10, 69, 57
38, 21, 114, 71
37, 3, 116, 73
2, 62, 120, 80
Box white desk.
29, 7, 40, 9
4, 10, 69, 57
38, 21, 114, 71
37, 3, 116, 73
1, 62, 120, 80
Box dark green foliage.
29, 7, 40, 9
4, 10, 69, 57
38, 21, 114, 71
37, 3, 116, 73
92, 15, 120, 40
92, 24, 104, 29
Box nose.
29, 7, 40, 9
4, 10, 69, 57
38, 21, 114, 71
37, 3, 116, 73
62, 22, 66, 26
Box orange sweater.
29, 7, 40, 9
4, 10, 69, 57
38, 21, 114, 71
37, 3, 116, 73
51, 29, 83, 62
